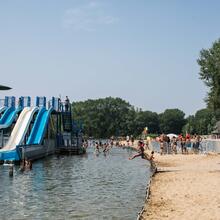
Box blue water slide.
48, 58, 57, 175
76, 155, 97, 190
0, 107, 21, 129
0, 106, 7, 114
27, 107, 53, 145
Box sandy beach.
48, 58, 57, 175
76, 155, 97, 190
140, 153, 220, 220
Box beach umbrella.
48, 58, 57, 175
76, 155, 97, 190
0, 85, 11, 90
167, 133, 178, 139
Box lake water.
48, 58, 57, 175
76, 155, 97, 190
0, 147, 151, 220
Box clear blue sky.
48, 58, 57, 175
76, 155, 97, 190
1, 0, 220, 115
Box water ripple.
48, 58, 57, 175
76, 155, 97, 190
0, 148, 151, 220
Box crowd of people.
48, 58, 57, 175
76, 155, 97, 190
94, 141, 114, 154
157, 133, 202, 155
82, 139, 115, 156
122, 133, 203, 155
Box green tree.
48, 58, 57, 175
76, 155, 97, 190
183, 109, 215, 135
159, 109, 186, 134
182, 115, 196, 135
72, 97, 135, 138
133, 110, 159, 136
198, 39, 220, 119
193, 108, 215, 134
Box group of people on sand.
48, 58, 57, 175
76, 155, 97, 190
157, 133, 202, 155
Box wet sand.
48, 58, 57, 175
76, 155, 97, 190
140, 153, 220, 220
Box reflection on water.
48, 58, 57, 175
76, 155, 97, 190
0, 147, 151, 220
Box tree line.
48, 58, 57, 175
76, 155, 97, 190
72, 37, 220, 138
195, 38, 220, 134
72, 97, 212, 138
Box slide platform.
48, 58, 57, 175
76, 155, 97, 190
0, 107, 38, 161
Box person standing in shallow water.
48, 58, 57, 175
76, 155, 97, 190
95, 142, 100, 153
9, 165, 13, 177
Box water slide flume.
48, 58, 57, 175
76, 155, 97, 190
27, 107, 54, 145
0, 106, 6, 114
0, 107, 38, 160
0, 96, 84, 162
0, 107, 21, 129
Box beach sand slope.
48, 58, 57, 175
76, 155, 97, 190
140, 154, 220, 220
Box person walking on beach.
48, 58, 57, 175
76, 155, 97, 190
180, 137, 186, 154
167, 136, 171, 154
194, 135, 201, 153
171, 136, 177, 154
185, 137, 191, 154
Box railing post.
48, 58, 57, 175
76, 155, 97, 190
1, 130, 3, 148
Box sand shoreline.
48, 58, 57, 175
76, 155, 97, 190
139, 153, 220, 220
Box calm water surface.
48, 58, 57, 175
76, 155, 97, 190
0, 147, 151, 220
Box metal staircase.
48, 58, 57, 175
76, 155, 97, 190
62, 108, 72, 132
